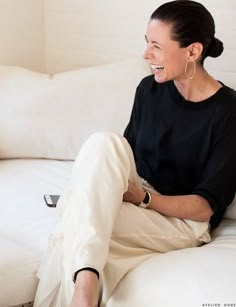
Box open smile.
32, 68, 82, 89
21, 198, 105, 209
150, 64, 164, 70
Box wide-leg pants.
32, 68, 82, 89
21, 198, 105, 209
34, 132, 211, 307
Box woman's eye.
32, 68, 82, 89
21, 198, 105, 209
154, 45, 160, 49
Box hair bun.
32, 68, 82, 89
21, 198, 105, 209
207, 37, 224, 58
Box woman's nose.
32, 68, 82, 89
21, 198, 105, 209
143, 46, 152, 60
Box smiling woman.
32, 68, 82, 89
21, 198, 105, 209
33, 1, 236, 307
143, 1, 223, 97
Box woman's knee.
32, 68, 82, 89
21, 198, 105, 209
87, 131, 125, 145
84, 132, 131, 154
73, 131, 133, 168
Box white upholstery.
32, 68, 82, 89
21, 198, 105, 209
107, 220, 236, 307
0, 159, 73, 307
0, 58, 150, 160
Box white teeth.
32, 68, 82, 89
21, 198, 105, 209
150, 64, 164, 70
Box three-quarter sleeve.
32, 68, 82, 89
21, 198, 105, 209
193, 111, 236, 228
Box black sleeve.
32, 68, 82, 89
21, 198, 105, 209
192, 111, 236, 221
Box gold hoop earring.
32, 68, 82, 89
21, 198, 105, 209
185, 60, 196, 80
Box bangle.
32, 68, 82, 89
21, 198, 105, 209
138, 190, 151, 209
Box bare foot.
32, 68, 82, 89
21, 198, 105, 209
70, 270, 99, 307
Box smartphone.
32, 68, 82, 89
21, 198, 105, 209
44, 194, 60, 207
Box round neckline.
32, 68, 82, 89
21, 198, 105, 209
169, 80, 225, 108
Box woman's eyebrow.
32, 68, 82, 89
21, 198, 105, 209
145, 35, 161, 45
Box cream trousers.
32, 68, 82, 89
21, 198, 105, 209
34, 132, 211, 307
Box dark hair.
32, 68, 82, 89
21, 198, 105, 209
151, 0, 224, 64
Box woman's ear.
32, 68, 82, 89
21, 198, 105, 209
187, 42, 204, 61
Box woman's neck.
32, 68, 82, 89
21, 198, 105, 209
174, 66, 222, 102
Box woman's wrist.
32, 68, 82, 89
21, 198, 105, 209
135, 189, 146, 205
123, 182, 146, 204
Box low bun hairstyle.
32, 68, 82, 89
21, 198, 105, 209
207, 37, 224, 58
151, 0, 224, 64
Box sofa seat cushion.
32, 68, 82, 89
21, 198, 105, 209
107, 219, 236, 307
1, 159, 236, 306
0, 159, 73, 307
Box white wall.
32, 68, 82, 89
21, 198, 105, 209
0, 0, 235, 86
203, 0, 236, 88
44, 0, 166, 73
0, 0, 45, 72
44, 0, 236, 88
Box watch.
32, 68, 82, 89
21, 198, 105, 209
138, 190, 152, 208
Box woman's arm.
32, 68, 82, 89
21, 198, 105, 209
123, 182, 213, 222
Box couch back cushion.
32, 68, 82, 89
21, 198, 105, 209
0, 58, 150, 160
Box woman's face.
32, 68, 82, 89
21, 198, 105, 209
144, 19, 188, 83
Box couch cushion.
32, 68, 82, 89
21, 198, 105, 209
107, 219, 236, 307
0, 58, 150, 160
0, 159, 73, 306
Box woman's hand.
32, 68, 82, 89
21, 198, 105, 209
123, 181, 146, 205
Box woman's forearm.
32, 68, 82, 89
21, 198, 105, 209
148, 193, 213, 222
123, 182, 213, 222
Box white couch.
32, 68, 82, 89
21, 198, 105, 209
0, 57, 236, 307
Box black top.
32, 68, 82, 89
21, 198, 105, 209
124, 75, 236, 230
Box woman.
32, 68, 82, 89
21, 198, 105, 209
34, 1, 236, 306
